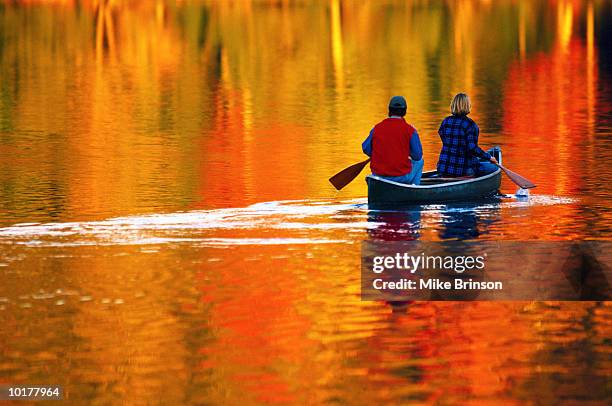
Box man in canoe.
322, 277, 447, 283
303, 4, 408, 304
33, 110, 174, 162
362, 96, 424, 185
437, 93, 498, 177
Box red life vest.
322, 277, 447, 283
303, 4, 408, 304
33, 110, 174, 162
371, 118, 415, 176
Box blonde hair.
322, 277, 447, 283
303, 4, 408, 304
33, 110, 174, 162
450, 93, 471, 115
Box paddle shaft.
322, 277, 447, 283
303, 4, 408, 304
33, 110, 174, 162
329, 156, 535, 190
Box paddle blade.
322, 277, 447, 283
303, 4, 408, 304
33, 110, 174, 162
329, 159, 371, 190
499, 165, 536, 189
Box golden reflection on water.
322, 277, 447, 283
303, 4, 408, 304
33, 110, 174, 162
0, 1, 611, 404
0, 0, 608, 219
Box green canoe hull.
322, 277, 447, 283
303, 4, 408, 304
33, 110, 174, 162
366, 169, 502, 209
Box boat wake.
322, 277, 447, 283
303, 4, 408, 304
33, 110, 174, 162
0, 195, 577, 248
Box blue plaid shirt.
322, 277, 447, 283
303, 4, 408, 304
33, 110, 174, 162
436, 115, 491, 176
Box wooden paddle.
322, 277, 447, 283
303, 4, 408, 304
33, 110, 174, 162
329, 158, 370, 190
493, 163, 536, 189
328, 157, 535, 190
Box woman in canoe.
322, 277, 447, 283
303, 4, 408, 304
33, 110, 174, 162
437, 93, 498, 177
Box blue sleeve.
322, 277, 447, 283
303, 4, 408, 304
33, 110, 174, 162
466, 124, 491, 160
362, 128, 374, 157
410, 130, 423, 161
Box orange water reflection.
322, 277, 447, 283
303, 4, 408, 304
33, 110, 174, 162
0, 1, 610, 405
0, 1, 609, 216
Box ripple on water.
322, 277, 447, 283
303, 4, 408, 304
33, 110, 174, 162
0, 195, 581, 247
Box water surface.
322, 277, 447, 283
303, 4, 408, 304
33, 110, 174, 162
0, 1, 611, 404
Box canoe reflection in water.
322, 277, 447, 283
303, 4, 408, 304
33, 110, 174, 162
366, 199, 502, 242
436, 200, 502, 240
366, 201, 503, 311
366, 209, 422, 241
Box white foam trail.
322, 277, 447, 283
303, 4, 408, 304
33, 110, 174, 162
13, 237, 203, 247
418, 195, 577, 212
0, 199, 367, 236
11, 237, 348, 247
274, 222, 383, 230
196, 238, 348, 246
0, 195, 574, 247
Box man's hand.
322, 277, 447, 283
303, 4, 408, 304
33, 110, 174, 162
489, 156, 499, 165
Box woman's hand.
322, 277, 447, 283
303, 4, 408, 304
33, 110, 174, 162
489, 156, 498, 165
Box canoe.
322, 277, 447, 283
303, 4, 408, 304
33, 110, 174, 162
366, 148, 503, 209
